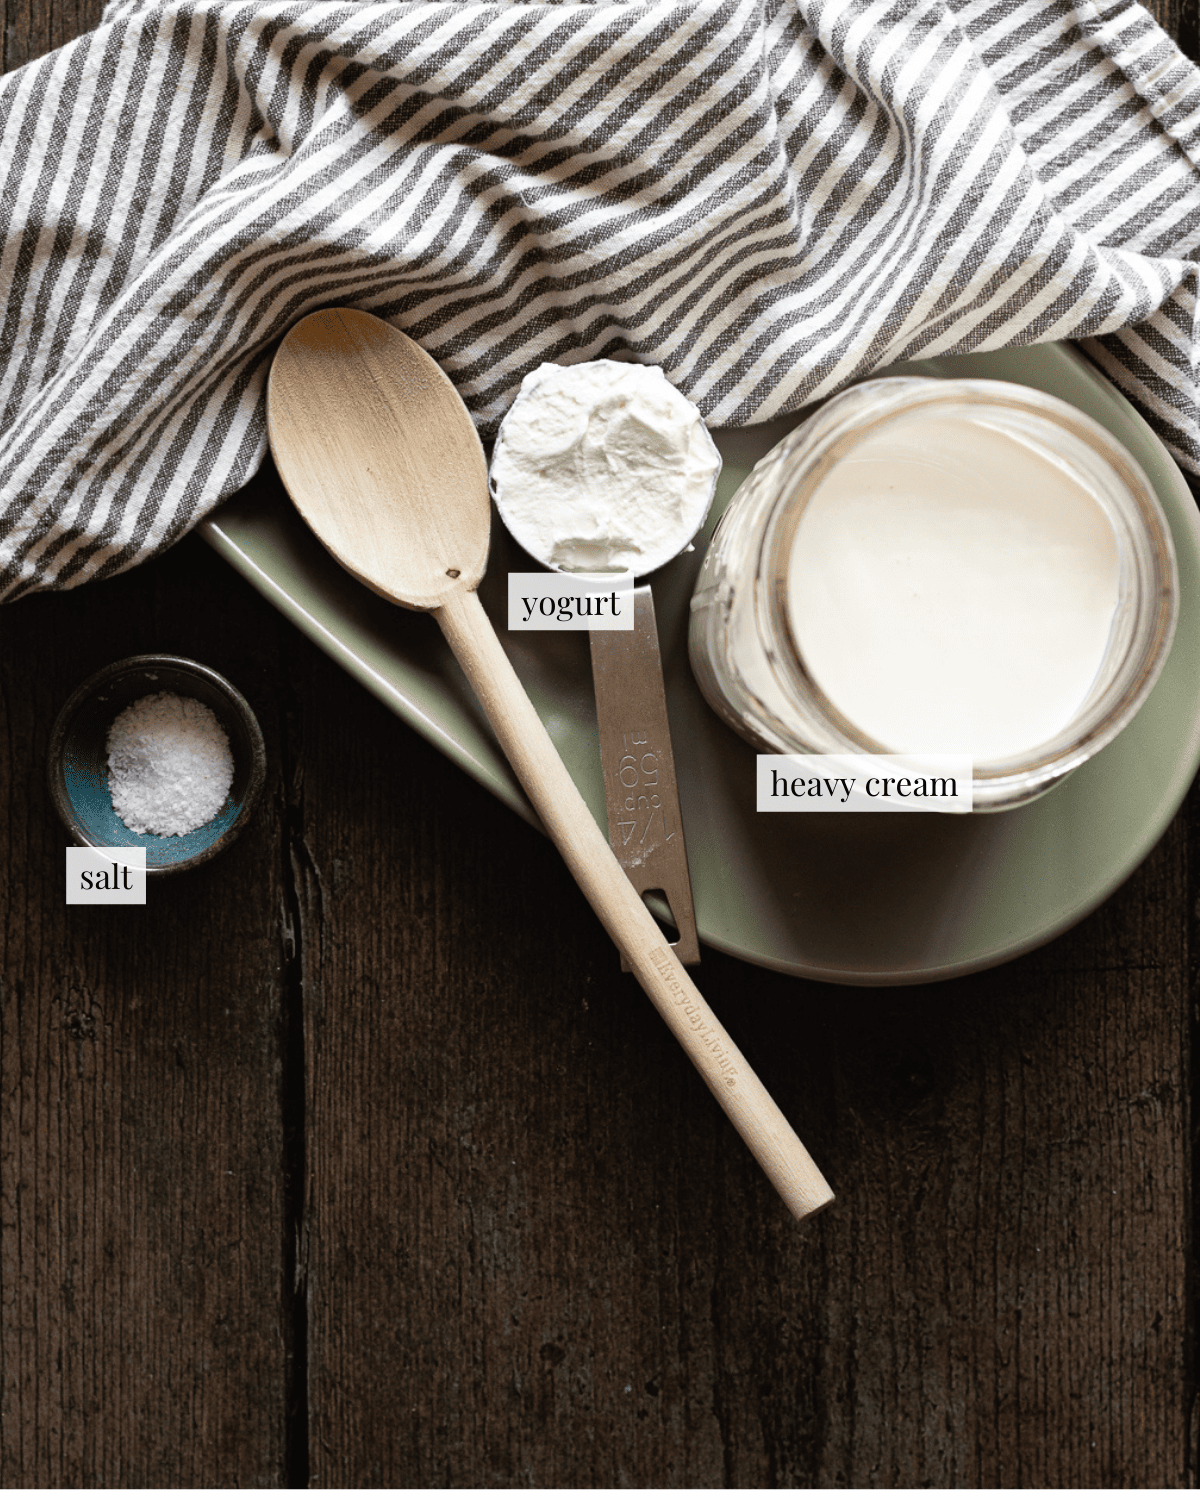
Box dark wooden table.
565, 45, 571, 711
3, 0, 1198, 1486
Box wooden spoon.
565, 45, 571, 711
266, 307, 834, 1222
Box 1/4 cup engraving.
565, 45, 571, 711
616, 734, 671, 851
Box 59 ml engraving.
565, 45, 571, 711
616, 731, 674, 848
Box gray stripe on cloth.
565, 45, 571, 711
3, 0, 1200, 600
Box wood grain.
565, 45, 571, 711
0, 0, 100, 72
268, 310, 492, 612
0, 544, 292, 1485
2, 0, 1199, 1485
292, 620, 1192, 1486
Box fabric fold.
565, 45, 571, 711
2, 0, 1199, 602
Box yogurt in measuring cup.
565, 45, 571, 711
489, 360, 720, 574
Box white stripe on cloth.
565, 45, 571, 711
2, 0, 1199, 600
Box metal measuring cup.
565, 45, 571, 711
490, 363, 721, 968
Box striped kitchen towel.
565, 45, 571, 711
2, 0, 1199, 601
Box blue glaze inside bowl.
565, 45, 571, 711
50, 657, 265, 875
62, 756, 243, 869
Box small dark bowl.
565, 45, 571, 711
48, 655, 266, 876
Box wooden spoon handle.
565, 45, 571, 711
437, 588, 834, 1222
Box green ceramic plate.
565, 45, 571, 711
201, 344, 1200, 985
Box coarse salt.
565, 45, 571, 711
107, 691, 235, 836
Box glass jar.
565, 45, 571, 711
688, 377, 1178, 812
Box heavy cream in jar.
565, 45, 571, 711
688, 378, 1178, 811
785, 406, 1120, 763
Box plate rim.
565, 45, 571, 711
201, 341, 1200, 985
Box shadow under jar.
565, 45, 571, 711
689, 378, 1178, 812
